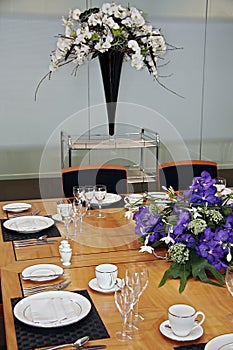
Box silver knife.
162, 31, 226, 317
14, 240, 57, 247
79, 346, 106, 350
22, 273, 69, 280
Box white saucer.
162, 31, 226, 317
88, 278, 122, 293
51, 214, 62, 222
159, 320, 204, 341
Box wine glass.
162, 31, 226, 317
84, 185, 95, 216
114, 283, 134, 342
73, 185, 85, 202
94, 184, 107, 218
72, 200, 87, 233
215, 177, 227, 193
132, 266, 149, 321
57, 200, 72, 239
125, 266, 141, 332
225, 266, 233, 321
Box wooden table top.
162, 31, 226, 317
1, 198, 233, 349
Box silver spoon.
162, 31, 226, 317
45, 336, 89, 350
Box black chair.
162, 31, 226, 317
62, 164, 128, 198
159, 160, 218, 191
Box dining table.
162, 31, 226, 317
0, 196, 233, 350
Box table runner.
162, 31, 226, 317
11, 290, 110, 350
1, 219, 61, 241
174, 344, 206, 350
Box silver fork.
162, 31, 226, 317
23, 281, 71, 295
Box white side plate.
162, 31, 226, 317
22, 264, 63, 282
2, 203, 32, 213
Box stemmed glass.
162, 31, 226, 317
73, 185, 85, 202
114, 282, 134, 342
94, 184, 107, 218
132, 266, 149, 321
84, 185, 95, 216
125, 266, 141, 333
57, 200, 72, 239
215, 177, 227, 193
72, 200, 87, 233
225, 266, 233, 321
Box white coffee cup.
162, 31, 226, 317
124, 194, 143, 205
168, 304, 205, 337
95, 264, 118, 290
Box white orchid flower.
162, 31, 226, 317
125, 210, 133, 220
160, 235, 175, 245
57, 38, 72, 51
88, 13, 101, 26
104, 16, 119, 29
139, 245, 154, 254
102, 3, 111, 14
131, 7, 145, 26
131, 53, 144, 70
72, 9, 81, 20
128, 40, 139, 52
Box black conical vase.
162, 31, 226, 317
98, 50, 124, 136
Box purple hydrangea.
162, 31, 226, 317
134, 171, 233, 271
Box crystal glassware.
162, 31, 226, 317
215, 177, 227, 193
84, 185, 95, 216
94, 184, 107, 218
225, 266, 233, 321
114, 283, 134, 342
57, 200, 72, 239
131, 265, 149, 321
73, 185, 85, 202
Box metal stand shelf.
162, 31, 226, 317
61, 128, 160, 191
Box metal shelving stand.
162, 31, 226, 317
61, 127, 160, 191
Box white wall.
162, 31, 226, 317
0, 0, 232, 180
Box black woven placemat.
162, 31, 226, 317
1, 219, 61, 241
11, 290, 110, 350
174, 344, 206, 350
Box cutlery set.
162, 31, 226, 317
23, 280, 71, 295
14, 239, 57, 247
45, 335, 106, 350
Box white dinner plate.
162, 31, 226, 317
3, 216, 54, 234
22, 264, 63, 282
205, 334, 233, 350
88, 278, 122, 293
91, 193, 121, 206
2, 202, 32, 213
159, 320, 203, 341
13, 290, 91, 328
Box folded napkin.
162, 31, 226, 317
174, 344, 206, 350
15, 219, 38, 232
30, 297, 79, 324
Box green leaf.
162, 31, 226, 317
158, 250, 225, 293
190, 250, 224, 287
158, 261, 192, 293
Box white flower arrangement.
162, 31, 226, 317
49, 2, 167, 80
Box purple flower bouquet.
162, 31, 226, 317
133, 171, 233, 292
